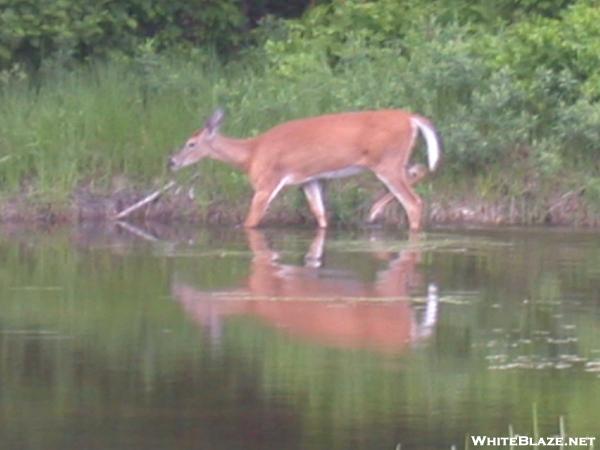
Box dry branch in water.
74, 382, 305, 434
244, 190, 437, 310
113, 171, 201, 220
114, 180, 176, 220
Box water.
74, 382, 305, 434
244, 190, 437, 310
0, 224, 598, 450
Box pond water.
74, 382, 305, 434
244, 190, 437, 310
0, 224, 598, 450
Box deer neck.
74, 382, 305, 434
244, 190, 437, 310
208, 135, 254, 170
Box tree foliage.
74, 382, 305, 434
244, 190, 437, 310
0, 0, 598, 202
0, 0, 248, 69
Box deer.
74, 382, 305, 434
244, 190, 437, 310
172, 229, 439, 353
168, 109, 443, 230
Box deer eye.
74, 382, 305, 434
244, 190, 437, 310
188, 142, 196, 148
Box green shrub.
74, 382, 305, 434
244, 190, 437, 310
478, 2, 600, 99
1, 0, 598, 218
555, 99, 600, 162
0, 0, 246, 70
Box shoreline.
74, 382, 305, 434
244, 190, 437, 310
1, 187, 598, 229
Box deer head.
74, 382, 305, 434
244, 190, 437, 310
168, 108, 225, 171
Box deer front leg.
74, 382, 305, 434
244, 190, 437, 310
304, 228, 326, 267
302, 181, 328, 228
244, 178, 288, 228
245, 229, 279, 262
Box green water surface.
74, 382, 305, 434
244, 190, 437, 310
0, 225, 598, 449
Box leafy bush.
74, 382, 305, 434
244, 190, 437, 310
555, 99, 600, 161
478, 2, 600, 99
0, 0, 598, 219
431, 0, 576, 25
0, 0, 246, 70
257, 0, 426, 78
0, 0, 135, 69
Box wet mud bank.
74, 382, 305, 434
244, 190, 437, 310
0, 187, 598, 228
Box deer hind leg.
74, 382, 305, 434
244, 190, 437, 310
368, 192, 395, 223
244, 178, 289, 228
374, 169, 424, 231
302, 181, 328, 228
368, 164, 428, 223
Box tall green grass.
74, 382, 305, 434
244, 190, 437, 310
0, 38, 598, 219
0, 54, 220, 199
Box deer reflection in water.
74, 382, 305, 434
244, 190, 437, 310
172, 230, 439, 354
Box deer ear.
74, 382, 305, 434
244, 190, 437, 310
205, 108, 225, 137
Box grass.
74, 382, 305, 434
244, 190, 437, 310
0, 56, 217, 198
0, 47, 598, 225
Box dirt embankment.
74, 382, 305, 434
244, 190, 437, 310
1, 183, 598, 228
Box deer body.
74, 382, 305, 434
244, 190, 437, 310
173, 230, 439, 353
169, 109, 442, 230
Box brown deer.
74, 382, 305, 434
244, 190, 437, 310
172, 230, 439, 353
168, 109, 442, 230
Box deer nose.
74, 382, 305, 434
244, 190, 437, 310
167, 158, 176, 170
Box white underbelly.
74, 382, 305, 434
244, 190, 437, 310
293, 166, 365, 184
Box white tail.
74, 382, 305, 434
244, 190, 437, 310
168, 109, 443, 230
411, 116, 442, 171
173, 230, 439, 353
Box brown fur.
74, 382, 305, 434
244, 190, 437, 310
169, 109, 442, 230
